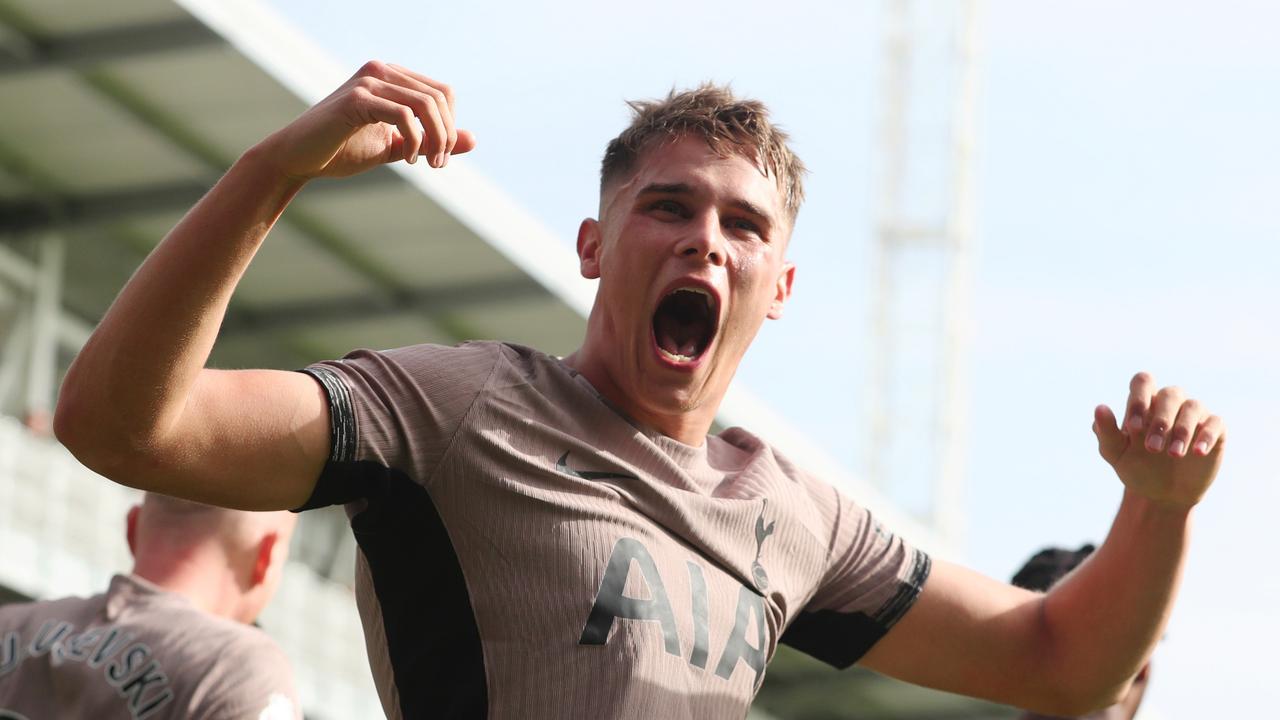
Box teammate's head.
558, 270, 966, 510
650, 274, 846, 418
572, 86, 805, 438
127, 492, 297, 624
1011, 543, 1095, 592
599, 84, 807, 223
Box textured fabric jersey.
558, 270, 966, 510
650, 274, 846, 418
0, 575, 299, 720
299, 341, 931, 720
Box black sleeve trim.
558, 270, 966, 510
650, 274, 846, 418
780, 549, 933, 669
300, 365, 356, 463
872, 548, 932, 629
292, 366, 363, 512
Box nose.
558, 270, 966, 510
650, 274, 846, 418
675, 212, 726, 266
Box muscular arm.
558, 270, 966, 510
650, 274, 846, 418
861, 373, 1224, 715
863, 492, 1185, 715
54, 62, 473, 510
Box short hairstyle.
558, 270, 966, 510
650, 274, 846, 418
1011, 543, 1096, 592
138, 492, 292, 550
600, 83, 807, 220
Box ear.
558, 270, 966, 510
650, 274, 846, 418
577, 218, 603, 280
250, 532, 280, 587
126, 505, 141, 557
766, 262, 795, 320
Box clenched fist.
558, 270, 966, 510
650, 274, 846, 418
1093, 372, 1226, 509
258, 61, 478, 182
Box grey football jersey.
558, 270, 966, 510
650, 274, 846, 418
0, 574, 299, 720
300, 341, 930, 720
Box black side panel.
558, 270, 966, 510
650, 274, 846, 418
779, 609, 884, 669
293, 457, 381, 512
345, 460, 487, 719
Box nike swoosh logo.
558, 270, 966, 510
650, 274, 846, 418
556, 451, 639, 481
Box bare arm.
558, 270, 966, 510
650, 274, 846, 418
861, 372, 1224, 715
54, 62, 475, 510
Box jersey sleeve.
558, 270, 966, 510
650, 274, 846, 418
779, 476, 932, 668
294, 341, 503, 510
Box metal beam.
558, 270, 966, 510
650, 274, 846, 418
0, 9, 36, 66
221, 275, 549, 335
867, 0, 981, 547
0, 221, 532, 348
0, 170, 403, 235
24, 232, 62, 426
0, 241, 91, 348
0, 180, 208, 234
0, 11, 410, 298
0, 17, 223, 75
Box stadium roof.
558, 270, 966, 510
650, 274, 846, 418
0, 0, 595, 372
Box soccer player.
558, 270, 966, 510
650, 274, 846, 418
53, 62, 1225, 719
0, 493, 299, 719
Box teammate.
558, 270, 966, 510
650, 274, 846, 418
53, 62, 1226, 719
1011, 545, 1150, 720
0, 493, 300, 719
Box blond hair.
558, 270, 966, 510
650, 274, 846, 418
601, 83, 807, 219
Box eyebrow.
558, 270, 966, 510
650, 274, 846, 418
637, 182, 775, 229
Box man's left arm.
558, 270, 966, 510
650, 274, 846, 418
860, 372, 1224, 716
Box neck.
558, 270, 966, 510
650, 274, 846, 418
564, 334, 721, 447
132, 546, 246, 623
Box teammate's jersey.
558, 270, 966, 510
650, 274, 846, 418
0, 574, 299, 720
300, 341, 931, 720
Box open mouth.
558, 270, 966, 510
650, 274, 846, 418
652, 287, 718, 364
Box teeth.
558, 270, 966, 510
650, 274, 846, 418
659, 348, 696, 363
676, 287, 711, 299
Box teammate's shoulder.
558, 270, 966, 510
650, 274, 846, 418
217, 622, 292, 662
178, 612, 293, 676
0, 590, 102, 624
193, 627, 299, 719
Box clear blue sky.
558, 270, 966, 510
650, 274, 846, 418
262, 0, 1280, 715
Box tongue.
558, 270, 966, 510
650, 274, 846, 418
656, 313, 707, 358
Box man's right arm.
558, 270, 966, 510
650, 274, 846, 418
54, 62, 473, 511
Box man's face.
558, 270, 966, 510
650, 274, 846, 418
578, 135, 795, 422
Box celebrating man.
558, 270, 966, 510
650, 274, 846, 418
54, 62, 1225, 719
